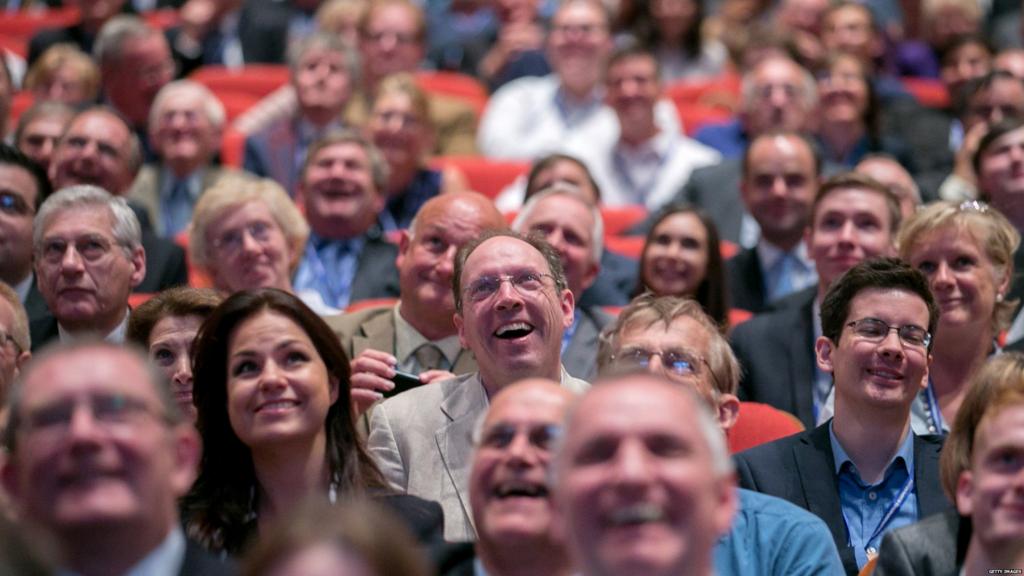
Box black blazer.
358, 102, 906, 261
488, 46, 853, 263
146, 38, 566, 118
734, 424, 952, 576
349, 234, 401, 304
180, 538, 237, 576
874, 510, 969, 576
731, 286, 818, 428
726, 246, 767, 313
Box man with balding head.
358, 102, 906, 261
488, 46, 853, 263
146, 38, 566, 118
462, 378, 576, 576
330, 191, 507, 414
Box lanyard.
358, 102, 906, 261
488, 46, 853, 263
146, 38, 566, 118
924, 377, 946, 433
841, 471, 915, 554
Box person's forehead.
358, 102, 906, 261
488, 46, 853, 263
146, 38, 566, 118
975, 402, 1024, 458
314, 142, 368, 163
486, 382, 571, 426
157, 89, 208, 115
815, 187, 889, 218
750, 135, 813, 167
553, 1, 605, 26
569, 379, 702, 442
827, 4, 871, 25
419, 197, 493, 233
622, 314, 711, 349
846, 287, 928, 321
608, 55, 657, 78
299, 46, 346, 67
69, 112, 129, 143
980, 78, 1024, 100
753, 59, 802, 85
464, 236, 548, 276
43, 204, 116, 237
0, 163, 39, 204
124, 32, 169, 57
24, 116, 67, 136
22, 347, 156, 406
981, 127, 1024, 163
367, 4, 418, 31
525, 195, 595, 232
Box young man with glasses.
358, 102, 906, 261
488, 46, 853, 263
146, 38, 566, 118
735, 258, 953, 575
366, 230, 588, 541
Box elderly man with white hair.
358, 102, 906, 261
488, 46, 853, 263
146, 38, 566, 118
128, 80, 252, 237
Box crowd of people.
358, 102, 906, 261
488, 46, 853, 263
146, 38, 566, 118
1, 0, 1024, 574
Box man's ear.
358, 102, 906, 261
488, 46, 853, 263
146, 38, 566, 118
454, 312, 467, 349
396, 230, 411, 269
815, 336, 835, 374
717, 393, 741, 432
129, 247, 147, 289
956, 469, 975, 517
560, 288, 575, 329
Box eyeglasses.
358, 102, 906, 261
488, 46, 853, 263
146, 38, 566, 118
477, 423, 562, 453
845, 317, 931, 348
20, 392, 168, 440
38, 235, 116, 264
463, 272, 556, 303
0, 192, 32, 217
212, 221, 275, 255
611, 347, 704, 377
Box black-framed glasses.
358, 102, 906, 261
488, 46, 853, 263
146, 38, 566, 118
463, 272, 555, 303
212, 221, 274, 254
845, 317, 931, 349
477, 422, 563, 453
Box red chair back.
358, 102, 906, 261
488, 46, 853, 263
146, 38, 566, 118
189, 65, 291, 99
429, 156, 530, 199
415, 71, 488, 118
727, 402, 804, 453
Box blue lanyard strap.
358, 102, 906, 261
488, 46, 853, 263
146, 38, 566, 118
841, 472, 915, 553
925, 377, 946, 433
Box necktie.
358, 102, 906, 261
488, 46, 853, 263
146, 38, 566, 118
413, 343, 445, 372
768, 252, 795, 302
163, 178, 193, 237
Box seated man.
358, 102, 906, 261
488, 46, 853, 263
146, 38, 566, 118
49, 106, 188, 293
566, 46, 719, 211
244, 33, 356, 195
30, 186, 146, 349
598, 293, 845, 575
478, 0, 678, 161
367, 230, 589, 541
466, 379, 576, 576
553, 372, 735, 576
129, 80, 251, 237
330, 191, 507, 412
735, 258, 953, 574
512, 185, 614, 380
292, 131, 400, 312
1, 340, 232, 576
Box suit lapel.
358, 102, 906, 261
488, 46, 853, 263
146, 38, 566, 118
352, 309, 396, 357
794, 426, 858, 573
435, 375, 488, 535
563, 309, 601, 380
914, 435, 952, 516
787, 291, 818, 426
451, 349, 477, 374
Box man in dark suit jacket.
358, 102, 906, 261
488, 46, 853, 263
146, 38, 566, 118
330, 191, 507, 413
292, 131, 401, 312
732, 172, 902, 428
512, 186, 615, 381
726, 131, 820, 314
1, 341, 236, 576
735, 258, 952, 575
169, 0, 294, 76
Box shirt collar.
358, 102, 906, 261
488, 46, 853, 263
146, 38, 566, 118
58, 526, 185, 576
393, 303, 462, 367
755, 239, 812, 271
159, 167, 204, 200
829, 419, 916, 481
58, 309, 130, 344
12, 271, 32, 303
614, 128, 671, 160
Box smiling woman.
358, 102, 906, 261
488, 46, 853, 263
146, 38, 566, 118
182, 289, 387, 555
635, 203, 729, 330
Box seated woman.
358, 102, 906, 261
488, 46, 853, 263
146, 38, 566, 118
627, 0, 727, 83
241, 498, 429, 576
635, 203, 729, 329
189, 176, 311, 302
183, 289, 441, 555
23, 44, 100, 107
369, 73, 465, 232
899, 200, 1018, 434
127, 286, 223, 423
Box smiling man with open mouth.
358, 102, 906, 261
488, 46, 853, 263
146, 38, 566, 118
366, 230, 589, 541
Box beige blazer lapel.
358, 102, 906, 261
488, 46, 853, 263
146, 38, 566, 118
434, 374, 488, 539
351, 309, 398, 357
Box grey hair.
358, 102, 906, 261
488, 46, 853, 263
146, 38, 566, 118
33, 185, 142, 259
4, 338, 183, 452
287, 31, 361, 87
551, 372, 735, 486
149, 80, 227, 130
512, 183, 604, 264
740, 55, 818, 111
93, 15, 155, 68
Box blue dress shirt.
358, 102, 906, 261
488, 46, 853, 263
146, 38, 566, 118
292, 233, 364, 310
829, 422, 918, 569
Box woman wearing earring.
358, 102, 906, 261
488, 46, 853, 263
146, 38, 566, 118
898, 200, 1019, 434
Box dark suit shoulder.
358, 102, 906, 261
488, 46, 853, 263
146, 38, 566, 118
874, 510, 963, 576
180, 538, 237, 576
